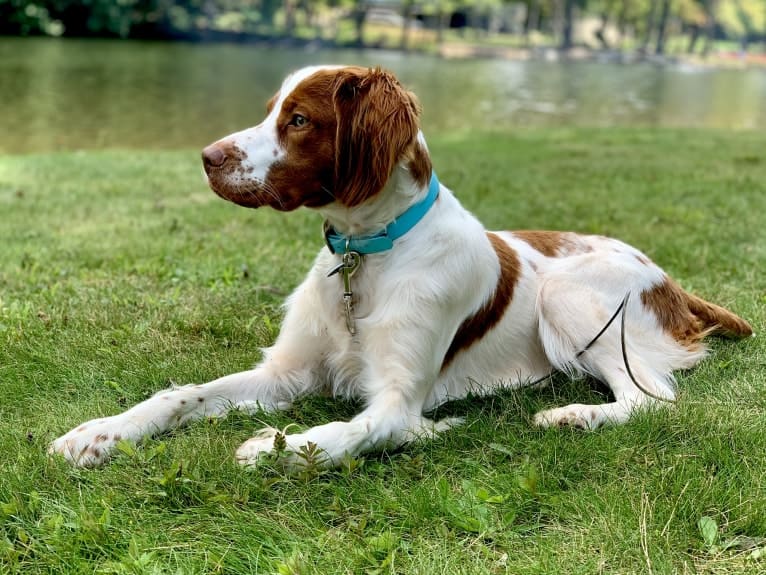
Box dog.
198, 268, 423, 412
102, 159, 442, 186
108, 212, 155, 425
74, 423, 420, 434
50, 65, 752, 469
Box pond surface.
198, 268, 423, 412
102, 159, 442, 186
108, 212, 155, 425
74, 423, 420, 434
2, 37, 765, 153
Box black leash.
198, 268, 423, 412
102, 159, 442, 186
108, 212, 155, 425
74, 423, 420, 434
575, 292, 631, 360
617, 293, 675, 403
526, 292, 675, 403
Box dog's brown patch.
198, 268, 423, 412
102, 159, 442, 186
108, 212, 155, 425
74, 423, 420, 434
643, 276, 753, 345
513, 231, 567, 257
641, 277, 713, 349
642, 277, 704, 348
331, 67, 423, 207
404, 141, 432, 189
442, 233, 521, 369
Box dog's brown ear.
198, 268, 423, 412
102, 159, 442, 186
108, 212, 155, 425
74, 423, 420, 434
332, 67, 422, 207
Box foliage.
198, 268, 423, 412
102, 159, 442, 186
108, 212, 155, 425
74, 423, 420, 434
718, 0, 766, 39
1, 129, 765, 572
1, 0, 764, 50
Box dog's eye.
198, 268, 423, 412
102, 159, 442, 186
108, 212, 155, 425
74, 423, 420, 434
289, 114, 308, 128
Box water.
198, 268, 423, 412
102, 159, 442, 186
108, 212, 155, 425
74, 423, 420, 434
2, 37, 765, 154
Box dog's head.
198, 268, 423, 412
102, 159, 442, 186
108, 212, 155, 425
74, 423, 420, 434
202, 66, 431, 212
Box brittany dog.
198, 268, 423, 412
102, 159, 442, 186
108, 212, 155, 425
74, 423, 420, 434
50, 65, 753, 469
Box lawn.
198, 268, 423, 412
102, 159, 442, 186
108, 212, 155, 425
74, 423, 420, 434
1, 129, 764, 574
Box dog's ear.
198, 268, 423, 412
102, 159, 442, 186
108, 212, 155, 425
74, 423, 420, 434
332, 68, 422, 207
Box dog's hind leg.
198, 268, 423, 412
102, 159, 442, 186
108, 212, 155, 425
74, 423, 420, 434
532, 357, 673, 429
532, 276, 686, 429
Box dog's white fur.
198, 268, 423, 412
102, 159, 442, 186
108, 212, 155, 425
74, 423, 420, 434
50, 65, 750, 469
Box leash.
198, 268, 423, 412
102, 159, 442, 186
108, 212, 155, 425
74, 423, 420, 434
526, 292, 675, 403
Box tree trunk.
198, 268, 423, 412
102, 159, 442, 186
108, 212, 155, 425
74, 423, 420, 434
300, 0, 319, 39
261, 0, 280, 33
702, 0, 718, 57
551, 0, 563, 45
687, 25, 700, 53
526, 0, 541, 40
616, 0, 629, 47
400, 0, 414, 51
595, 11, 610, 49
352, 0, 368, 47
283, 0, 296, 37
641, 0, 657, 52
654, 0, 671, 55
435, 9, 444, 44
561, 0, 575, 49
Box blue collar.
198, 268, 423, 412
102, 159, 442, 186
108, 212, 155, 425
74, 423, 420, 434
324, 172, 440, 255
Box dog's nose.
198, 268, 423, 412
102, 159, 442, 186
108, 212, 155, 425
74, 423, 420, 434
202, 145, 227, 169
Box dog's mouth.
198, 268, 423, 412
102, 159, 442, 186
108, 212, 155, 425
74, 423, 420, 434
205, 167, 268, 208
205, 174, 269, 209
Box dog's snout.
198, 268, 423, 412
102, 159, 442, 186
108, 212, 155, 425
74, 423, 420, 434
202, 144, 228, 170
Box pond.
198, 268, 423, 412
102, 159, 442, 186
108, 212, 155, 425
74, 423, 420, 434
2, 37, 765, 154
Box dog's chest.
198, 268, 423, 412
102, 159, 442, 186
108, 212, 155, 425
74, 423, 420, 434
312, 258, 382, 395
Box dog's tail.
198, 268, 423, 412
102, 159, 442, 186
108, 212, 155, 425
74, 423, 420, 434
685, 293, 753, 339
642, 278, 752, 350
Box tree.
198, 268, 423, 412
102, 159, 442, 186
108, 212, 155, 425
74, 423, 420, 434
654, 0, 671, 54
561, 0, 587, 49
701, 0, 719, 55
350, 0, 369, 46
640, 0, 658, 52
561, 0, 575, 47
717, 0, 766, 50
677, 0, 708, 52
400, 0, 416, 50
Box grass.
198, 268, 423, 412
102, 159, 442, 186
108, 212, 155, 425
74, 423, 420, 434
1, 128, 765, 574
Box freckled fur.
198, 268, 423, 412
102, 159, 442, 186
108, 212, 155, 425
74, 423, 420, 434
51, 65, 752, 469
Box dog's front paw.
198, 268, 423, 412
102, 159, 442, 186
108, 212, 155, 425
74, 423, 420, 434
533, 404, 601, 430
49, 417, 125, 467
234, 428, 279, 467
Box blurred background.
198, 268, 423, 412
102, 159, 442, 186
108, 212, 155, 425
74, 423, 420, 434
1, 0, 765, 153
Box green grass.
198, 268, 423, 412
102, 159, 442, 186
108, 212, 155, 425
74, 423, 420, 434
1, 129, 765, 574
